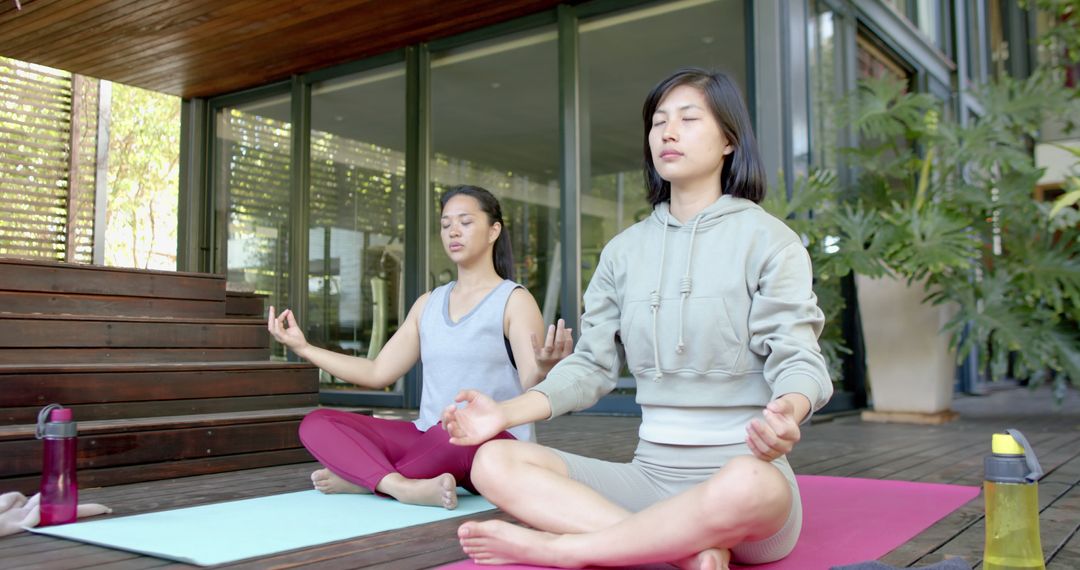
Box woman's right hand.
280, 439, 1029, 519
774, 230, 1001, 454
267, 306, 310, 353
442, 390, 509, 446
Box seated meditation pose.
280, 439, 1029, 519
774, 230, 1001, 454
442, 68, 832, 568
268, 185, 572, 510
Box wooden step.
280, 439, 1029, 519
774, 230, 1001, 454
0, 313, 270, 363
0, 361, 319, 424
0, 347, 271, 364
0, 314, 268, 347
0, 258, 339, 494
225, 291, 267, 317
0, 407, 371, 494
0, 290, 225, 319
0, 257, 226, 319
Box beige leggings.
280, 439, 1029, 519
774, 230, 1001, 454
551, 439, 802, 564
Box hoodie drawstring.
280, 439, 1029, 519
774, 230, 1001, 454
650, 211, 670, 382
651, 212, 702, 380
675, 216, 702, 354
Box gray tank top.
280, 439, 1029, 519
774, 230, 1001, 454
415, 279, 535, 442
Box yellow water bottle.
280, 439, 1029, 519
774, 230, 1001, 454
983, 429, 1045, 570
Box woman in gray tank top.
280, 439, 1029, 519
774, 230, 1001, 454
268, 185, 572, 509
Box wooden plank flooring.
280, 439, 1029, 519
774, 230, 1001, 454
2, 384, 1078, 569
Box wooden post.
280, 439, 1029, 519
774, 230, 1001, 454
65, 75, 86, 263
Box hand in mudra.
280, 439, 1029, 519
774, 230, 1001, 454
442, 390, 508, 446
531, 318, 574, 378
267, 306, 309, 352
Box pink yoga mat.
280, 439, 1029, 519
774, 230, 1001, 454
437, 475, 981, 570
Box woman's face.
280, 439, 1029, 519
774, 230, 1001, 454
648, 84, 733, 190
440, 194, 499, 267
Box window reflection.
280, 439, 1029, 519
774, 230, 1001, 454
809, 0, 840, 170
580, 0, 744, 291
217, 94, 292, 358
430, 28, 560, 321
308, 64, 408, 392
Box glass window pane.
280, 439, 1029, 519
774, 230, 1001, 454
966, 0, 979, 82
810, 0, 841, 170
884, 0, 910, 15
309, 64, 407, 392
216, 93, 292, 357
580, 0, 746, 294
916, 0, 944, 51
857, 34, 912, 82
579, 0, 746, 394
987, 0, 1008, 81
430, 28, 560, 320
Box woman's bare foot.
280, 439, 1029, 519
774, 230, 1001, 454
458, 519, 578, 567
675, 548, 730, 570
377, 473, 458, 509
311, 468, 370, 495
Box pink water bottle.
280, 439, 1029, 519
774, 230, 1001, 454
36, 404, 78, 526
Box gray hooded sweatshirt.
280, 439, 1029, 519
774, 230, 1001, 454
532, 195, 832, 445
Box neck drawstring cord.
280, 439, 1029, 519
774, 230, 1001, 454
675, 215, 702, 354
649, 211, 671, 382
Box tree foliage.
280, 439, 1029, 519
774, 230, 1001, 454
104, 83, 180, 270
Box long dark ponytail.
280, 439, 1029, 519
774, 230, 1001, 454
439, 185, 514, 281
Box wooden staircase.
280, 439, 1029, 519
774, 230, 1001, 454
0, 258, 326, 494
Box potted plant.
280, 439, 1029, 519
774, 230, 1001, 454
766, 71, 1080, 421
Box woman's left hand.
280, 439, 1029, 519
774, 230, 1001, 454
746, 397, 804, 462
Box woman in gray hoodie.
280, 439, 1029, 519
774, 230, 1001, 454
442, 68, 832, 569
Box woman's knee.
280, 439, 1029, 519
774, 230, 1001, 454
471, 440, 564, 494
700, 456, 792, 529
471, 440, 520, 489
298, 408, 339, 443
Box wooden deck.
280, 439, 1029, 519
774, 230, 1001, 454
2, 384, 1078, 569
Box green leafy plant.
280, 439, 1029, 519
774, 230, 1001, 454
767, 69, 1080, 393
1050, 145, 1080, 217
1022, 0, 1080, 67
761, 170, 850, 385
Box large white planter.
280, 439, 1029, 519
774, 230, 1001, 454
856, 274, 957, 416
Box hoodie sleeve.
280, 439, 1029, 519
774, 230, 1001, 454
747, 241, 832, 417
529, 244, 623, 418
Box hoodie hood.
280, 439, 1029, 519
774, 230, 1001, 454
646, 195, 759, 381
649, 194, 758, 230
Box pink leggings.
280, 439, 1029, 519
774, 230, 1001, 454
298, 409, 513, 494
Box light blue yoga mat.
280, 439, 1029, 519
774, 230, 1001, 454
29, 490, 496, 566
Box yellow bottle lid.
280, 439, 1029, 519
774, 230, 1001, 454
992, 433, 1025, 455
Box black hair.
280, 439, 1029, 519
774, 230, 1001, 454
439, 185, 514, 281
642, 67, 767, 206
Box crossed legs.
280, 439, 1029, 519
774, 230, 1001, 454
299, 409, 507, 509
459, 439, 794, 568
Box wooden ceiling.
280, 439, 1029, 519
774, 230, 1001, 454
0, 0, 565, 99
